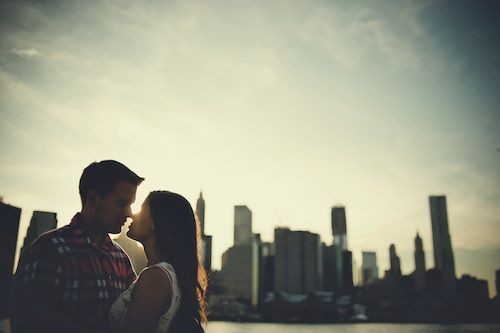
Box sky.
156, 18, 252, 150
1, 0, 499, 296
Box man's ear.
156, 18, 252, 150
86, 189, 98, 206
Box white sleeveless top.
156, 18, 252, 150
109, 262, 182, 333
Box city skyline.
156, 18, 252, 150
2, 192, 498, 297
1, 0, 499, 298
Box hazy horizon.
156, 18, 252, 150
1, 0, 499, 296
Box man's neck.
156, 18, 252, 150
79, 212, 106, 245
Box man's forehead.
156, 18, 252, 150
110, 181, 137, 198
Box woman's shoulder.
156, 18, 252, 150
130, 264, 173, 315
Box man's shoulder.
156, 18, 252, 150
29, 224, 78, 255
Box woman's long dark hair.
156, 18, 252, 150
147, 191, 208, 332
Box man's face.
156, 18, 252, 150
93, 180, 137, 234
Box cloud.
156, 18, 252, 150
10, 48, 40, 58
298, 4, 421, 70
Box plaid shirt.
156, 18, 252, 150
14, 214, 136, 332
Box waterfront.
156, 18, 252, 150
205, 322, 500, 333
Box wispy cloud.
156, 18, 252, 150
10, 48, 40, 58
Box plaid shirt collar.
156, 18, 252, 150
69, 213, 115, 251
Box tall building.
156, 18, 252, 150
21, 211, 57, 252
361, 251, 378, 285
324, 206, 352, 294
201, 235, 212, 273
331, 207, 347, 250
196, 192, 212, 272
0, 202, 21, 280
496, 269, 500, 299
220, 238, 260, 307
260, 241, 275, 303
196, 192, 205, 234
414, 232, 426, 291
429, 195, 457, 300
388, 244, 401, 276
274, 228, 323, 294
234, 205, 252, 245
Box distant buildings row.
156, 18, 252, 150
1, 195, 499, 323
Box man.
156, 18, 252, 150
12, 160, 144, 332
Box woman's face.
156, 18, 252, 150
127, 198, 155, 242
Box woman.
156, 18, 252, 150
109, 191, 208, 333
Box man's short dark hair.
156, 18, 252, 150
79, 160, 144, 206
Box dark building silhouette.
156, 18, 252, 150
414, 232, 426, 291
196, 192, 206, 234
274, 228, 322, 294
0, 201, 21, 280
388, 244, 401, 277
429, 195, 457, 301
260, 241, 275, 302
21, 210, 57, 253
323, 206, 352, 295
196, 192, 212, 272
362, 251, 378, 285
496, 269, 500, 299
234, 205, 252, 245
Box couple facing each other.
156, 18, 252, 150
12, 160, 207, 333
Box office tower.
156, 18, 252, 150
322, 243, 335, 291
332, 207, 347, 250
0, 202, 21, 280
361, 251, 378, 285
234, 205, 252, 245
21, 211, 57, 252
327, 206, 352, 294
260, 241, 275, 301
429, 195, 457, 300
114, 221, 147, 274
389, 244, 401, 276
274, 228, 323, 294
457, 274, 489, 305
414, 232, 426, 291
201, 235, 212, 273
342, 250, 354, 292
196, 192, 205, 234
196, 192, 212, 272
496, 269, 500, 299
220, 237, 260, 307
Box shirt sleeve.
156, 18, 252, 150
13, 236, 64, 310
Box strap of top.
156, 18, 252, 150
153, 262, 178, 299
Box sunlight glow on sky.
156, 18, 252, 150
1, 0, 499, 295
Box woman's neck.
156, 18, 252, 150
142, 238, 162, 266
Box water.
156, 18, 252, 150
205, 322, 500, 333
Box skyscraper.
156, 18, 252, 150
429, 195, 457, 300
361, 251, 378, 285
196, 192, 212, 272
0, 202, 21, 280
327, 206, 352, 294
414, 232, 426, 291
220, 236, 260, 307
495, 269, 500, 299
274, 228, 323, 294
196, 192, 205, 234
234, 205, 252, 245
389, 244, 401, 276
21, 211, 57, 252
332, 206, 347, 250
